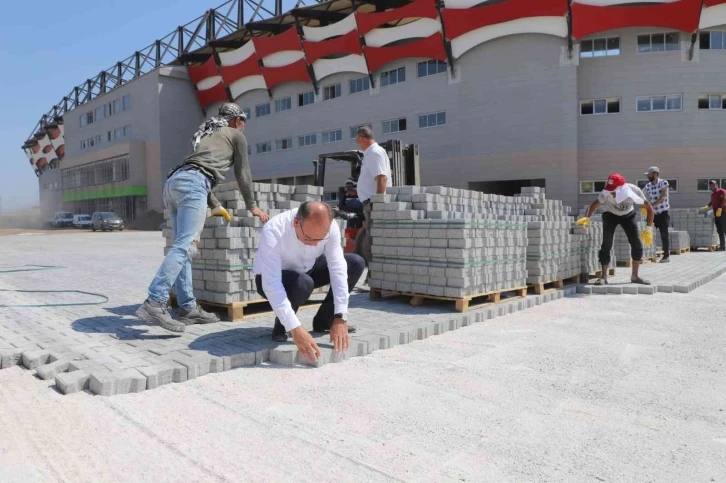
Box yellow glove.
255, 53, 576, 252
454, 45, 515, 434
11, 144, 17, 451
717, 208, 723, 218
211, 206, 232, 223
640, 207, 647, 216
575, 217, 590, 226
639, 226, 654, 247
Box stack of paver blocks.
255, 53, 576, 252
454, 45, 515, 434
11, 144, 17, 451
570, 221, 613, 275
670, 209, 719, 248
367, 186, 528, 298
517, 187, 580, 285
609, 216, 658, 262
162, 182, 343, 305
656, 228, 690, 252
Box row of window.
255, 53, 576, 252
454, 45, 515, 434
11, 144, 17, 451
245, 60, 447, 120
580, 178, 726, 195
61, 155, 130, 189
80, 125, 131, 150
79, 94, 131, 127
580, 94, 726, 115
580, 30, 726, 58
252, 112, 447, 154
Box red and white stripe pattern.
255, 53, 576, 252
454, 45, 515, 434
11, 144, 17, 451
701, 0, 726, 29
302, 13, 367, 82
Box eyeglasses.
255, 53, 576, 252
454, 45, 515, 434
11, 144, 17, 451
296, 218, 330, 243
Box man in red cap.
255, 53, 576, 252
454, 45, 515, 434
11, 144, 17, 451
577, 173, 655, 285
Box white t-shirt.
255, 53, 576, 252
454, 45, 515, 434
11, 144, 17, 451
252, 209, 348, 332
357, 142, 392, 202
597, 183, 646, 216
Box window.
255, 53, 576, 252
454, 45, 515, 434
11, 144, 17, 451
579, 181, 607, 194
88, 137, 96, 148
323, 83, 342, 100
113, 98, 123, 114
80, 115, 87, 127
380, 67, 405, 87
697, 178, 726, 191
698, 94, 726, 110
123, 124, 131, 137
417, 59, 447, 78
255, 102, 271, 117
636, 179, 679, 192
418, 111, 446, 129
80, 139, 87, 149
383, 117, 407, 134
61, 155, 130, 189
637, 32, 680, 53
122, 94, 131, 111
83, 111, 94, 126
580, 37, 620, 58
107, 131, 112, 142
275, 97, 291, 112
350, 123, 372, 139
256, 142, 272, 154
699, 30, 726, 50
243, 107, 251, 119
580, 98, 620, 115
103, 103, 112, 118
276, 138, 293, 151
349, 76, 370, 94
94, 134, 101, 146
636, 95, 682, 112
299, 133, 317, 147
114, 127, 124, 140
95, 106, 104, 121
322, 129, 342, 144
298, 90, 315, 107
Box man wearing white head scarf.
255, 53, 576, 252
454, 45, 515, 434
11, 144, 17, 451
577, 173, 655, 286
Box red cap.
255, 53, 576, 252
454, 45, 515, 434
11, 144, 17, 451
605, 173, 626, 191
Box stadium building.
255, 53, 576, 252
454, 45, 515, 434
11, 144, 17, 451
22, 0, 726, 223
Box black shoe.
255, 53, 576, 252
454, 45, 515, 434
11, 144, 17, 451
659, 257, 670, 263
271, 319, 288, 342
312, 319, 357, 333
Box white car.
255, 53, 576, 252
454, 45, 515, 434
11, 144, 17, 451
73, 214, 92, 229
51, 211, 74, 228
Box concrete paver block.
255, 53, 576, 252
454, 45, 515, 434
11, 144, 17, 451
36, 357, 75, 380
269, 346, 299, 367
55, 370, 92, 395
89, 369, 147, 396
637, 286, 657, 295
22, 350, 52, 370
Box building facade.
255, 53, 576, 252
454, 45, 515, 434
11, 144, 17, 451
29, 0, 726, 220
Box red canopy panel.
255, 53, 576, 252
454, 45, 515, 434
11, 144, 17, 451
442, 0, 568, 40
220, 54, 262, 85
705, 0, 726, 6
36, 158, 48, 169
363, 32, 447, 74
303, 30, 363, 64
253, 27, 302, 59
196, 82, 229, 108
55, 145, 65, 159
571, 0, 702, 39
187, 56, 220, 85
355, 0, 439, 37
261, 58, 311, 90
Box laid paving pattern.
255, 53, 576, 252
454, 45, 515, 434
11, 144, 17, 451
0, 231, 724, 397
577, 250, 726, 295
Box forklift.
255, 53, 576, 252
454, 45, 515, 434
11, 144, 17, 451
313, 140, 420, 256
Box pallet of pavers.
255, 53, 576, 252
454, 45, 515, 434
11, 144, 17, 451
670, 209, 719, 251
161, 182, 345, 320
656, 228, 691, 255
519, 187, 581, 294
367, 186, 530, 312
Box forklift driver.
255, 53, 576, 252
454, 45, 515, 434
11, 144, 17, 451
337, 178, 364, 229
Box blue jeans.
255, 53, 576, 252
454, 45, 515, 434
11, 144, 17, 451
147, 169, 210, 309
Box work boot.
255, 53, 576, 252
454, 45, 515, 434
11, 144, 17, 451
178, 305, 219, 325
136, 299, 185, 333
271, 318, 288, 342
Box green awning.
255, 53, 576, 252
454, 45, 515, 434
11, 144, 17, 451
62, 185, 147, 202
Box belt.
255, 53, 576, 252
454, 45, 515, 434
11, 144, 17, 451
169, 164, 213, 184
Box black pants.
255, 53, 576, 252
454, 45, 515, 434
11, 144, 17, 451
654, 211, 670, 256
255, 253, 366, 331
599, 211, 643, 266
715, 215, 726, 249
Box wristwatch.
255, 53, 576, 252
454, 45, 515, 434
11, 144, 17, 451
334, 312, 348, 322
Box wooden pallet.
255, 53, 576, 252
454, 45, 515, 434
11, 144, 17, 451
669, 247, 690, 255
579, 268, 616, 284
169, 294, 324, 322
616, 257, 658, 267
691, 245, 719, 252
529, 275, 579, 295
369, 286, 527, 312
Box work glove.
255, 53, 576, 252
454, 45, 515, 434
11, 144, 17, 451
640, 207, 647, 216
639, 226, 654, 247
575, 217, 590, 226
717, 208, 723, 218
211, 206, 232, 223
700, 205, 710, 211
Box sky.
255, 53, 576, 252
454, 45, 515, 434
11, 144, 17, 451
0, 0, 303, 213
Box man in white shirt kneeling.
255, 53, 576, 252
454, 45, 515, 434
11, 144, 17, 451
252, 201, 365, 363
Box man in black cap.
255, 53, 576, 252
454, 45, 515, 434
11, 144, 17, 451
137, 103, 269, 333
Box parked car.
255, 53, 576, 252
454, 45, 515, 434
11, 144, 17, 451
51, 211, 74, 228
73, 214, 92, 229
92, 212, 125, 231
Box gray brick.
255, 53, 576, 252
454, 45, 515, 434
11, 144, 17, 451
22, 350, 51, 370
55, 370, 93, 395
89, 369, 147, 396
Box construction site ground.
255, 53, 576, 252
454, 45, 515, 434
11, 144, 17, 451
0, 231, 725, 482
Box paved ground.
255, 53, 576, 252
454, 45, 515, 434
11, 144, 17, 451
0, 231, 724, 482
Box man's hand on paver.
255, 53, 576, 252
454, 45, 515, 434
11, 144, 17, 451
290, 326, 321, 363
329, 319, 349, 353
250, 207, 270, 223
211, 206, 232, 223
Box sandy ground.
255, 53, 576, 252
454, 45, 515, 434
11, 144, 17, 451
1, 273, 725, 482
